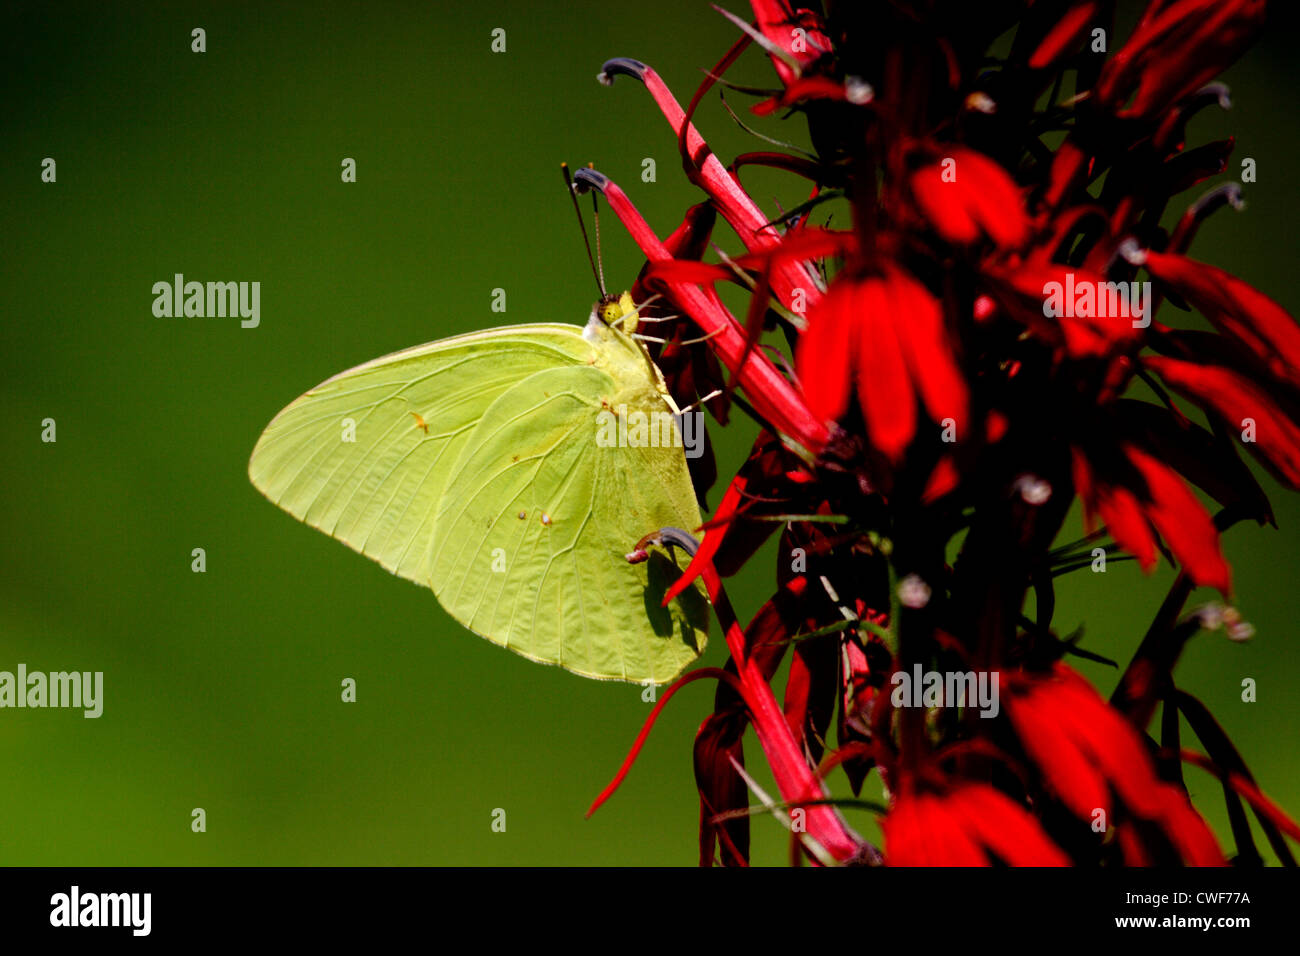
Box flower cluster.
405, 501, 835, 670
582, 0, 1300, 866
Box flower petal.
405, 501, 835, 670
1007, 681, 1113, 822
886, 268, 968, 432
798, 282, 857, 421
1145, 357, 1300, 488
1146, 252, 1300, 390
1125, 445, 1232, 594
855, 278, 916, 462
947, 784, 1071, 866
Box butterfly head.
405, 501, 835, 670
597, 291, 639, 334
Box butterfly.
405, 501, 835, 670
248, 291, 710, 683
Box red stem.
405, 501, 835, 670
578, 170, 829, 454
700, 562, 870, 863
602, 59, 823, 317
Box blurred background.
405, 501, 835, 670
1, 0, 1296, 865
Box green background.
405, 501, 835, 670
1, 0, 1296, 865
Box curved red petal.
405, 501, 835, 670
1146, 357, 1300, 487
1007, 683, 1112, 821
1126, 445, 1232, 594
1028, 2, 1100, 70
1146, 251, 1300, 389
855, 279, 916, 462
949, 784, 1071, 866
798, 283, 857, 421
959, 149, 1030, 248
911, 164, 980, 244
887, 268, 969, 433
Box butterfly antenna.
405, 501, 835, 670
562, 163, 604, 298
678, 389, 724, 414
588, 164, 608, 297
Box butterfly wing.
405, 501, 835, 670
248, 325, 592, 585
427, 364, 709, 683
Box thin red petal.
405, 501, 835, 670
959, 149, 1030, 247
1149, 786, 1226, 865
1028, 2, 1100, 70
1126, 445, 1232, 594
1007, 678, 1112, 821
1097, 484, 1159, 573
911, 163, 979, 243
643, 259, 734, 285
587, 668, 739, 817
798, 283, 857, 422
948, 784, 1071, 866
921, 456, 961, 503
855, 279, 916, 462
663, 473, 748, 605
886, 267, 968, 431
1146, 251, 1300, 389
1146, 357, 1300, 487
1045, 664, 1169, 819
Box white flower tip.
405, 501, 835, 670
1200, 604, 1254, 642
845, 77, 874, 105
1196, 603, 1225, 630
897, 574, 932, 609
1118, 238, 1147, 266
1015, 474, 1052, 505
1227, 621, 1255, 643
1223, 607, 1254, 642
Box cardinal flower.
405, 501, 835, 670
1071, 444, 1232, 594
1006, 664, 1224, 865
583, 0, 1300, 867
910, 148, 1030, 249
884, 781, 1069, 867
797, 266, 968, 463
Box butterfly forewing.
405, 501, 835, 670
248, 325, 591, 584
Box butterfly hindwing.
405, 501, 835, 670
427, 364, 709, 682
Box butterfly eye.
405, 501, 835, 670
598, 297, 624, 325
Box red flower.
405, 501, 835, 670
1096, 0, 1267, 121
910, 148, 1030, 249
1144, 358, 1300, 488
885, 782, 1069, 867
985, 262, 1141, 358
582, 0, 1300, 867
797, 266, 968, 461
1072, 444, 1232, 594
1006, 664, 1224, 865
